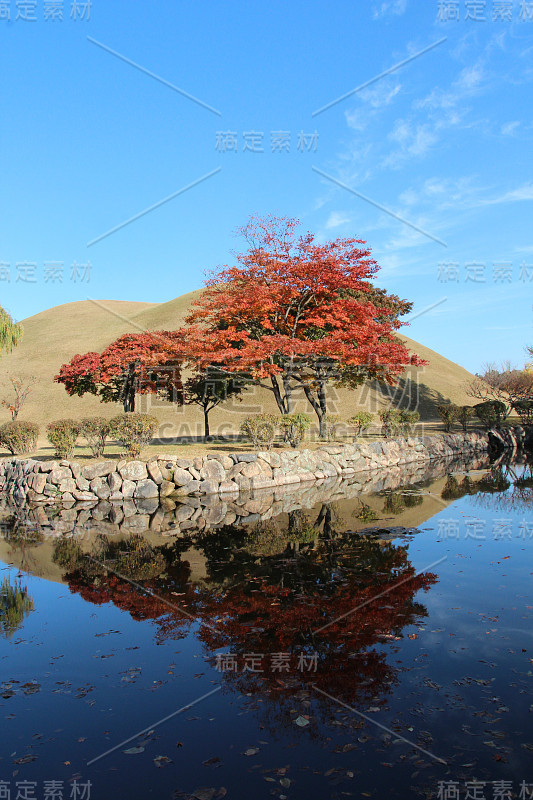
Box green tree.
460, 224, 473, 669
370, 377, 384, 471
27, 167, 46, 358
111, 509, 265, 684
184, 368, 243, 440
0, 307, 23, 355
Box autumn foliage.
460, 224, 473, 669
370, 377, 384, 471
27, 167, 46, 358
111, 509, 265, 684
55, 331, 186, 412
56, 216, 423, 433
185, 215, 423, 434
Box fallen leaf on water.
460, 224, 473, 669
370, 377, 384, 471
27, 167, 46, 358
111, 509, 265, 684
123, 747, 144, 755
154, 755, 173, 768
243, 747, 260, 756
14, 756, 36, 765
191, 789, 216, 800
295, 716, 309, 727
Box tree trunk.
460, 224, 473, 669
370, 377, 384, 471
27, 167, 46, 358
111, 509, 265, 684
123, 383, 135, 412
122, 362, 137, 412
203, 406, 210, 440
318, 380, 328, 437
282, 374, 294, 413
270, 375, 292, 414
302, 384, 328, 439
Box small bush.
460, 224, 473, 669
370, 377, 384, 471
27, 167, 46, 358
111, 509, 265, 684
378, 408, 419, 438
108, 413, 158, 458
458, 405, 474, 432
240, 414, 277, 450
323, 414, 341, 442
378, 408, 401, 438
279, 413, 311, 448
383, 493, 406, 515
355, 502, 378, 522
0, 421, 39, 455
511, 399, 533, 426
474, 400, 506, 430
398, 409, 419, 437
79, 417, 111, 458
348, 412, 374, 439
46, 419, 80, 459
436, 404, 460, 432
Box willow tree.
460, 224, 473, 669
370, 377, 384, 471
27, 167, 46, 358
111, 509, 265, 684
0, 306, 23, 354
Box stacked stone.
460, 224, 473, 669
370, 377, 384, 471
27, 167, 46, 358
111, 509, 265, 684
0, 452, 491, 539
0, 428, 520, 504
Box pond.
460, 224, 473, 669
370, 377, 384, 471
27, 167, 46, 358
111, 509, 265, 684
0, 452, 532, 800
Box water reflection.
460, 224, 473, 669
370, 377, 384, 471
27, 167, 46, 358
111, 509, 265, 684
0, 576, 35, 638
0, 453, 532, 796
0, 452, 491, 545
441, 457, 533, 512
49, 515, 436, 729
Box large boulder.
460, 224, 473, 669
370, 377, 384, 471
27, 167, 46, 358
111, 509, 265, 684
134, 479, 159, 499
119, 461, 148, 481
173, 467, 193, 486
199, 460, 226, 483
147, 461, 163, 485
108, 472, 123, 492
82, 460, 117, 481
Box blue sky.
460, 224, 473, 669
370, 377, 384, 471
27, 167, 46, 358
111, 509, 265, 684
1, 0, 532, 373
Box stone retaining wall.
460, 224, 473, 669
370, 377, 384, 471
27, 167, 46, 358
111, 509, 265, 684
0, 452, 491, 538
1, 427, 524, 506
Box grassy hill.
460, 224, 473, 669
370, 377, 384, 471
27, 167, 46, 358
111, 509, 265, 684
0, 292, 475, 438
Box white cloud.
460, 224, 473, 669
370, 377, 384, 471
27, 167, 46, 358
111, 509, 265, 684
482, 183, 533, 205
383, 120, 437, 167
457, 63, 484, 91
362, 83, 402, 109
325, 211, 351, 229
398, 188, 418, 206
372, 0, 407, 18
501, 121, 520, 135
345, 82, 401, 132
416, 63, 485, 113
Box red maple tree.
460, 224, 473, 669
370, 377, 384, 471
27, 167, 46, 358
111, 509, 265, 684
55, 331, 186, 412
185, 215, 424, 436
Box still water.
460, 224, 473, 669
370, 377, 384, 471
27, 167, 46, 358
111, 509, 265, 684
0, 453, 532, 800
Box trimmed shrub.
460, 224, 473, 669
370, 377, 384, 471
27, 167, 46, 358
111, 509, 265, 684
79, 417, 111, 458
279, 413, 311, 448
458, 405, 474, 432
108, 413, 158, 458
240, 414, 277, 450
323, 414, 341, 442
378, 408, 419, 438
474, 400, 506, 430
0, 421, 39, 455
398, 409, 419, 437
378, 408, 401, 438
436, 404, 460, 432
511, 399, 533, 426
46, 419, 80, 459
348, 411, 374, 439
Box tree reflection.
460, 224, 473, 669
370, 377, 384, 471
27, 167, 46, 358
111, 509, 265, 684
0, 576, 35, 638
441, 460, 533, 512
56, 515, 437, 726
